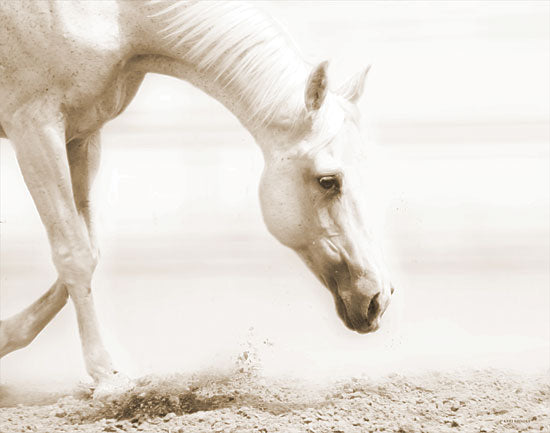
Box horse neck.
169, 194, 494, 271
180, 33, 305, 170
131, 0, 310, 147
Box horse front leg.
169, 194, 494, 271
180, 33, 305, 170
0, 132, 100, 359
3, 113, 115, 383
67, 131, 102, 259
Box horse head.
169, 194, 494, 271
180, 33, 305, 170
258, 62, 393, 333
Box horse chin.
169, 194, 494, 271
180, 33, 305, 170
333, 289, 355, 330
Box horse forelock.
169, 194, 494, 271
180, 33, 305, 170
148, 0, 309, 127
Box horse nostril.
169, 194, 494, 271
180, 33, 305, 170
366, 292, 381, 325
391, 286, 395, 295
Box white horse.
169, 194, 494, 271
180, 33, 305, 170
0, 0, 393, 387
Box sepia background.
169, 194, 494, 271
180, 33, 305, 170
1, 1, 548, 387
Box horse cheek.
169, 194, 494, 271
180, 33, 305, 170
259, 173, 306, 249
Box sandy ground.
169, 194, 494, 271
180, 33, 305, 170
1, 367, 549, 433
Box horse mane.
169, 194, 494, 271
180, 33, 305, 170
149, 0, 309, 126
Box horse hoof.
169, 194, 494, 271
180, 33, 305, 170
92, 371, 134, 401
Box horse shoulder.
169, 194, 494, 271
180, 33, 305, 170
0, 0, 142, 139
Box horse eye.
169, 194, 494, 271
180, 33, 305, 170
318, 175, 339, 190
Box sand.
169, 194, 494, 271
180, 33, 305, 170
1, 368, 548, 433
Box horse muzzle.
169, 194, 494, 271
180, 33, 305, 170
327, 272, 393, 334
298, 240, 393, 334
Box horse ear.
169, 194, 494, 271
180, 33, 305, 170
337, 65, 371, 103
305, 61, 329, 112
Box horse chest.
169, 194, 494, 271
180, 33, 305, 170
66, 68, 145, 140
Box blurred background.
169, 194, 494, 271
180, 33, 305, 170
1, 1, 548, 386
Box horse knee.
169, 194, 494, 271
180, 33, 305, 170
53, 247, 98, 288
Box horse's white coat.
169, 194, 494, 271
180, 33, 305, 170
0, 0, 392, 387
